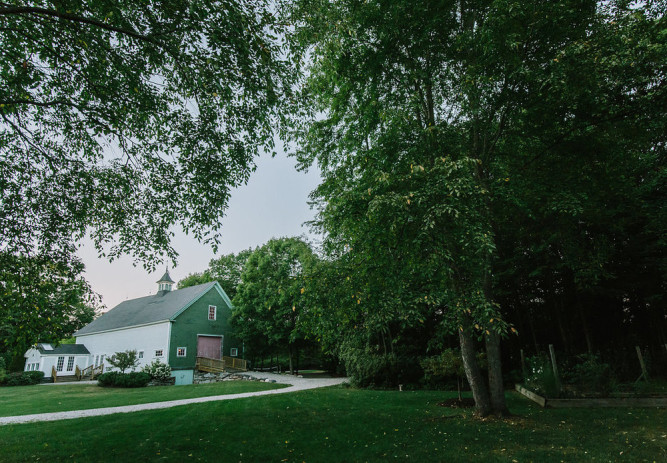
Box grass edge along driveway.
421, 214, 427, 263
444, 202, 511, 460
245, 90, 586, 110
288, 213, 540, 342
0, 381, 287, 418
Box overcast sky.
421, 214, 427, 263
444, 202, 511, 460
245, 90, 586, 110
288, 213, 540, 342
77, 150, 322, 310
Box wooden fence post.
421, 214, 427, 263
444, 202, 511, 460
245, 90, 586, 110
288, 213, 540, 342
635, 346, 649, 382
548, 344, 561, 392
520, 349, 527, 379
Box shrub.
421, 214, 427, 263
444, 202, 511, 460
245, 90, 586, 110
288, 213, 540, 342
340, 347, 422, 388
564, 354, 614, 396
524, 354, 559, 397
3, 370, 45, 386
97, 371, 151, 388
0, 356, 6, 384
420, 349, 487, 396
142, 360, 172, 382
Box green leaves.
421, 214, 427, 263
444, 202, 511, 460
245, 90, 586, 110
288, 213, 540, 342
231, 238, 317, 359
0, 251, 98, 356
0, 1, 294, 268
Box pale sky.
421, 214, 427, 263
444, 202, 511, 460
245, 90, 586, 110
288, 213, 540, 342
77, 150, 322, 311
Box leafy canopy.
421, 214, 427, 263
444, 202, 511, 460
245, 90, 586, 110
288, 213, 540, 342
0, 251, 97, 356
232, 238, 317, 369
0, 1, 292, 266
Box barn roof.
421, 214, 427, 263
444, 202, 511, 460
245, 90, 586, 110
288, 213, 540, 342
75, 282, 228, 336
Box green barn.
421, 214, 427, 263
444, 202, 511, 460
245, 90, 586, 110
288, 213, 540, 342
72, 271, 244, 385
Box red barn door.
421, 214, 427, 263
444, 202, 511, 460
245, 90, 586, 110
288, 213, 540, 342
197, 335, 222, 359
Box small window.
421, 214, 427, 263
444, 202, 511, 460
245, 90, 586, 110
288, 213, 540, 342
155, 350, 164, 357
67, 356, 75, 371
138, 351, 144, 359
230, 348, 238, 357
177, 347, 187, 357
56, 356, 65, 372
208, 305, 217, 321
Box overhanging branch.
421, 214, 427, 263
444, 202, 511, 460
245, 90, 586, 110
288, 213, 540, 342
0, 6, 160, 46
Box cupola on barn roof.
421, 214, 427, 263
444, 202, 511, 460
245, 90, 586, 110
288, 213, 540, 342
157, 269, 175, 293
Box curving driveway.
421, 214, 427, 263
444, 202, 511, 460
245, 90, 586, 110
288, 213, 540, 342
0, 372, 347, 426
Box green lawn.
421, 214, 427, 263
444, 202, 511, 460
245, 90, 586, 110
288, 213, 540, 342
0, 387, 664, 462
0, 381, 286, 417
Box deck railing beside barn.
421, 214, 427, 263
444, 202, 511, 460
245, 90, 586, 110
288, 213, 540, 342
222, 356, 248, 371
196, 356, 248, 373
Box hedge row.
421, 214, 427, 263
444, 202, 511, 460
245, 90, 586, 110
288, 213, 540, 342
1, 371, 45, 386
97, 372, 151, 388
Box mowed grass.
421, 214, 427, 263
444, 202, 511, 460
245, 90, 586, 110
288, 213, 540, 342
0, 381, 286, 417
0, 387, 665, 462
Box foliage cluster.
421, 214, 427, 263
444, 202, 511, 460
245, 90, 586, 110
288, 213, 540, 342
282, 0, 667, 415
0, 252, 98, 357
421, 349, 487, 392
339, 346, 422, 389
142, 360, 172, 383
106, 350, 139, 373
232, 237, 318, 374
562, 354, 614, 396
1, 370, 44, 387
97, 371, 151, 388
177, 249, 253, 300
0, 1, 293, 266
524, 355, 560, 398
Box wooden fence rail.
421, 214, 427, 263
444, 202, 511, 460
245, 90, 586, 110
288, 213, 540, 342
196, 356, 225, 373
196, 356, 248, 373
222, 356, 248, 371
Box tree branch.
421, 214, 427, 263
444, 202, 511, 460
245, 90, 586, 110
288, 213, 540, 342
0, 6, 160, 46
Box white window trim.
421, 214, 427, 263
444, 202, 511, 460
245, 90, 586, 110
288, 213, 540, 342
177, 347, 187, 357
155, 349, 164, 358
56, 356, 65, 372
230, 348, 238, 357
138, 351, 144, 359
66, 356, 75, 371
208, 305, 217, 321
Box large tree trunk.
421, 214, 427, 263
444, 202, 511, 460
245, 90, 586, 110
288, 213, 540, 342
485, 330, 509, 416
459, 325, 491, 416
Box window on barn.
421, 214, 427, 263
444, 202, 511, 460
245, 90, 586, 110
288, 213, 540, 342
67, 356, 75, 371
155, 350, 163, 357
177, 347, 186, 357
56, 356, 65, 371
230, 348, 238, 357
208, 305, 217, 320
138, 351, 144, 359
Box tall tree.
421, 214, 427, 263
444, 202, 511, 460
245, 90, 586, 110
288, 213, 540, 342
285, 0, 666, 415
177, 249, 252, 299
0, 1, 292, 266
233, 238, 317, 374
0, 252, 98, 360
